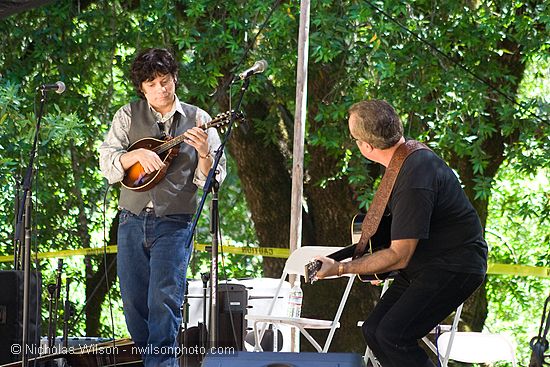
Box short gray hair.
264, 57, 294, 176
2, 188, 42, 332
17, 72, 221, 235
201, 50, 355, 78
348, 100, 403, 149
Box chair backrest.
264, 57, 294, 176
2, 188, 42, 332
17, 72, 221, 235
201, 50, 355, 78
437, 332, 517, 366
254, 246, 356, 353
262, 246, 350, 318
284, 246, 345, 276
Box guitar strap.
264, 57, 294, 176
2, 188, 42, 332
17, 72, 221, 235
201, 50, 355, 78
353, 140, 430, 259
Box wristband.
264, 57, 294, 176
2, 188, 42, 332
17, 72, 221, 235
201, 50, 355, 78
338, 263, 344, 277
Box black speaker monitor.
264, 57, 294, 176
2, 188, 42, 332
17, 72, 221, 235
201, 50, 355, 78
218, 283, 248, 350
0, 270, 41, 365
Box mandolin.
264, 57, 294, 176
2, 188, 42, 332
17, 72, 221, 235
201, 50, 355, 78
122, 110, 243, 192
304, 213, 393, 283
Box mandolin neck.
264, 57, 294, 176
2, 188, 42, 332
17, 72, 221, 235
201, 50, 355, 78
152, 110, 240, 154
153, 125, 207, 154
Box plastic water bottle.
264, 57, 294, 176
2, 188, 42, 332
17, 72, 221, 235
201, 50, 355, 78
287, 281, 303, 318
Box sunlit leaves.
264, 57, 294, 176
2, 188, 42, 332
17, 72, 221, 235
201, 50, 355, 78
0, 0, 548, 348
485, 163, 550, 362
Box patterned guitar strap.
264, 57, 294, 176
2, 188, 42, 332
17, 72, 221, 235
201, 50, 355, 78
353, 140, 430, 259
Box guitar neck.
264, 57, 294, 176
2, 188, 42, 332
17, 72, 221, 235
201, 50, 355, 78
152, 110, 240, 155
326, 243, 356, 262
154, 127, 206, 154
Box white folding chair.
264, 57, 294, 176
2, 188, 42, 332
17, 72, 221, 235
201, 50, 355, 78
437, 331, 517, 366
421, 303, 464, 367
245, 246, 356, 353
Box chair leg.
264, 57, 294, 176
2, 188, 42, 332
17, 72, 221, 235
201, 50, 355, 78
421, 335, 437, 355
298, 326, 323, 352
364, 346, 381, 367
252, 321, 264, 352
420, 303, 464, 367
272, 324, 279, 352
322, 275, 356, 352
440, 303, 463, 367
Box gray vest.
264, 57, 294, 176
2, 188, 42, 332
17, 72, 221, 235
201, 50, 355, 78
119, 99, 199, 216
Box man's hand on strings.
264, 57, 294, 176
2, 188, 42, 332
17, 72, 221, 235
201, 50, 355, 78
184, 127, 209, 158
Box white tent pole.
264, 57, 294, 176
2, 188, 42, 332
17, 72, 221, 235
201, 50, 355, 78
290, 0, 310, 267
289, 0, 310, 352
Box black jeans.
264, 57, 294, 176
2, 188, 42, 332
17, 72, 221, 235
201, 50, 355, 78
361, 269, 485, 367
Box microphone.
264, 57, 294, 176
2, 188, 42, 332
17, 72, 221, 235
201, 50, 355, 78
38, 81, 66, 94
237, 60, 268, 80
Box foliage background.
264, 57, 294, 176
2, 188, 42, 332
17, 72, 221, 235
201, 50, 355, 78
0, 0, 548, 365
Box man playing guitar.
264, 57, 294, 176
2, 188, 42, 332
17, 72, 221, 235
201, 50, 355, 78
313, 100, 487, 367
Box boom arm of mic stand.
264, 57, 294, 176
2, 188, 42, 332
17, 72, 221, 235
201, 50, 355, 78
184, 78, 251, 350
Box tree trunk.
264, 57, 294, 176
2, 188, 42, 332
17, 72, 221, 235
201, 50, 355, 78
68, 145, 117, 336
226, 99, 293, 277
84, 213, 119, 336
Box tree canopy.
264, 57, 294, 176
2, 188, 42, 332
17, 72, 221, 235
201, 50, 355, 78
0, 0, 548, 363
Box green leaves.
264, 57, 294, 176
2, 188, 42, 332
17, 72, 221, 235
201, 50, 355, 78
1, 0, 548, 347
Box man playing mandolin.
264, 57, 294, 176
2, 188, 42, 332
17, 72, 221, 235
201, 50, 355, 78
313, 100, 487, 367
99, 48, 226, 367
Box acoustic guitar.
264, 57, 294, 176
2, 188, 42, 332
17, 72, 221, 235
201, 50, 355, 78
122, 110, 243, 192
304, 213, 393, 284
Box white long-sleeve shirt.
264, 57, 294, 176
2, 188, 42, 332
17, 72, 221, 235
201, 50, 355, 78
98, 96, 226, 189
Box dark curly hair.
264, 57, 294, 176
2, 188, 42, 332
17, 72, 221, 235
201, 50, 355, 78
130, 48, 179, 99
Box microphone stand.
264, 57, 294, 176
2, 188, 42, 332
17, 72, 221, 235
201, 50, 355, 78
46, 283, 57, 350
200, 272, 210, 352
13, 178, 22, 270
62, 278, 71, 349
184, 77, 251, 349
181, 280, 190, 367
49, 259, 63, 348
14, 88, 48, 367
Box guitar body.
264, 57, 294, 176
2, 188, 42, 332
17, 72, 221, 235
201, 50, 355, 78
352, 213, 392, 281
352, 213, 392, 254
305, 214, 393, 283
121, 137, 179, 192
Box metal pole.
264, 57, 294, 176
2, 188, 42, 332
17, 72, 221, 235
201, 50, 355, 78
20, 89, 48, 367
21, 193, 32, 367
208, 180, 220, 349
289, 0, 310, 352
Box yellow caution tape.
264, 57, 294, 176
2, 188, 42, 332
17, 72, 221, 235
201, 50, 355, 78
193, 243, 289, 258
487, 263, 550, 278
0, 244, 289, 262
1, 245, 548, 278
0, 245, 119, 262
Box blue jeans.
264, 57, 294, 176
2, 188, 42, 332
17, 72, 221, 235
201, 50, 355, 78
117, 208, 193, 367
362, 269, 484, 367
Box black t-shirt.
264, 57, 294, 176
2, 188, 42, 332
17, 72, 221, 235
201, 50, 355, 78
387, 149, 488, 275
